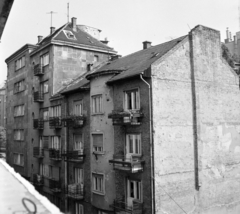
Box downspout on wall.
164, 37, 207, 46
140, 73, 155, 214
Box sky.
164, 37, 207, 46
0, 0, 239, 85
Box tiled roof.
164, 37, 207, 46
89, 35, 187, 82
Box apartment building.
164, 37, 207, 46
6, 23, 240, 214
5, 17, 116, 212
0, 86, 6, 127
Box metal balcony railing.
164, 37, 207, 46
109, 154, 145, 173
108, 110, 144, 126
49, 179, 61, 193
61, 150, 85, 163
34, 64, 44, 76
65, 183, 84, 200
33, 147, 44, 158
33, 174, 44, 186
49, 117, 62, 129
49, 149, 61, 160
110, 199, 143, 214
33, 91, 44, 102
62, 115, 85, 128
33, 119, 44, 129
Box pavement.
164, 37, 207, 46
0, 160, 62, 214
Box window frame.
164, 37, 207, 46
92, 94, 103, 115
13, 153, 24, 166
49, 105, 62, 117
125, 133, 142, 156
40, 52, 49, 67
49, 135, 61, 150
123, 88, 140, 111
92, 133, 104, 154
63, 30, 77, 40
127, 178, 142, 202
92, 172, 105, 195
73, 134, 83, 151
14, 104, 25, 117
40, 80, 49, 94
73, 99, 83, 116
14, 129, 24, 141
75, 203, 84, 214
15, 55, 25, 71
14, 79, 25, 94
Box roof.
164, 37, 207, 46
87, 35, 187, 82
31, 23, 116, 56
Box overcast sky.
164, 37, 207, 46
0, 0, 239, 85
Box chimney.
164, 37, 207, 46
38, 36, 43, 43
234, 35, 237, 44
143, 41, 151, 49
72, 17, 77, 32
50, 27, 55, 34
101, 37, 109, 45
229, 31, 232, 41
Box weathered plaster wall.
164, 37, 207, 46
90, 74, 115, 212
53, 46, 109, 94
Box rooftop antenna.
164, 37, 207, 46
46, 11, 57, 27
67, 2, 69, 23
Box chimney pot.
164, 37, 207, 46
50, 27, 55, 34
38, 36, 43, 43
143, 41, 152, 49
72, 17, 77, 32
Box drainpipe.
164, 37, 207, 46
140, 74, 155, 214
64, 96, 68, 212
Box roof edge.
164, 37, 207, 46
86, 70, 122, 80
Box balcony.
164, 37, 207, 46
108, 110, 143, 126
33, 147, 44, 158
33, 174, 44, 186
62, 150, 85, 163
65, 183, 84, 200
109, 155, 144, 173
49, 117, 62, 129
49, 179, 61, 193
62, 115, 85, 128
49, 149, 61, 161
34, 64, 44, 76
33, 119, 44, 129
110, 199, 143, 214
33, 91, 44, 102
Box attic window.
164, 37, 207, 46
63, 30, 77, 40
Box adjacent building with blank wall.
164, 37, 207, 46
5, 21, 240, 214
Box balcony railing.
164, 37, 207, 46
33, 147, 44, 158
62, 150, 85, 163
108, 110, 144, 126
49, 179, 61, 193
109, 155, 145, 173
62, 115, 85, 128
33, 174, 44, 186
33, 91, 44, 102
49, 117, 62, 129
33, 119, 44, 129
65, 183, 84, 200
110, 199, 143, 214
34, 64, 44, 76
49, 149, 61, 160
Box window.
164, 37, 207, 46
92, 95, 102, 114
92, 134, 103, 153
74, 100, 83, 116
126, 134, 141, 155
74, 168, 83, 184
63, 30, 77, 40
42, 164, 52, 178
43, 109, 49, 120
14, 105, 25, 117
94, 55, 99, 63
124, 89, 140, 110
50, 136, 61, 150
40, 53, 49, 66
75, 203, 84, 214
15, 56, 25, 71
14, 80, 25, 93
40, 81, 49, 93
92, 173, 104, 194
127, 179, 141, 201
13, 153, 24, 166
74, 134, 83, 151
50, 105, 61, 117
42, 136, 49, 149
14, 129, 24, 141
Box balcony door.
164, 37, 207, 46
74, 168, 84, 185
127, 178, 141, 208
74, 134, 83, 151
125, 134, 141, 160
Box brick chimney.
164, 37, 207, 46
38, 36, 43, 43
72, 17, 77, 32
50, 27, 55, 34
143, 41, 151, 49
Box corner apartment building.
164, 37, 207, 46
6, 22, 240, 214
5, 17, 116, 212
0, 86, 6, 127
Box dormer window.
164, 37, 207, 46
63, 30, 77, 40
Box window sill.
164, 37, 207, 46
92, 151, 105, 155
91, 113, 105, 116
14, 115, 24, 118
92, 190, 105, 196
15, 66, 25, 72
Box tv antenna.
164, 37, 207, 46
67, 2, 70, 23
47, 11, 57, 27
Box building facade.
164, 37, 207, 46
6, 22, 240, 214
0, 86, 6, 127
